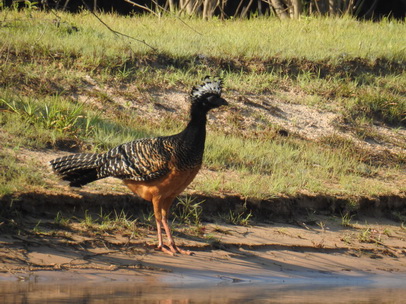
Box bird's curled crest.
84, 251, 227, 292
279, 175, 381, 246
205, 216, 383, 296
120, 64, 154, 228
190, 76, 223, 102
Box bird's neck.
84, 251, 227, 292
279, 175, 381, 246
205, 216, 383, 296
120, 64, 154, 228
170, 105, 208, 171
180, 106, 208, 147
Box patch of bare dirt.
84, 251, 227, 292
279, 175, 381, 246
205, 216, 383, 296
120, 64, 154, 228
77, 76, 405, 160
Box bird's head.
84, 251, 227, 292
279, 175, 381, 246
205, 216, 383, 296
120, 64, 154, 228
190, 76, 228, 111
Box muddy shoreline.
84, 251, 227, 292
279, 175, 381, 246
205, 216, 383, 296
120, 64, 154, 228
1, 190, 406, 288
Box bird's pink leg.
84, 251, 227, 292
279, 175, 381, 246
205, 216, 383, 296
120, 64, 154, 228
153, 198, 194, 256
155, 218, 177, 256
161, 216, 194, 255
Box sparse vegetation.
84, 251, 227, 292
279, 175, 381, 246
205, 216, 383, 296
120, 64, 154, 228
173, 196, 204, 226
54, 211, 71, 227
226, 208, 253, 226
358, 228, 372, 243
341, 212, 354, 228
79, 208, 140, 236
0, 149, 45, 196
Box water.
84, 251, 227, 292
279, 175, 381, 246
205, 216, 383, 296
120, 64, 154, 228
1, 271, 406, 303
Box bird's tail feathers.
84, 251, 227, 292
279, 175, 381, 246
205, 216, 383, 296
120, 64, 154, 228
50, 153, 101, 187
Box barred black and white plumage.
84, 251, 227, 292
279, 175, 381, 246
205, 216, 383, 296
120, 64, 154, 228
50, 135, 204, 187
49, 76, 228, 255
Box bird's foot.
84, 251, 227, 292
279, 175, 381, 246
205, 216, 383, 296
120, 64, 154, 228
155, 245, 194, 256
173, 245, 194, 256
155, 245, 176, 256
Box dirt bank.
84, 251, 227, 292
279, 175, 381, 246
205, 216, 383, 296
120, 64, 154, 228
1, 187, 406, 283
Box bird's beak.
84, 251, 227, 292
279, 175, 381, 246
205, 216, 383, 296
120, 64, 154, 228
215, 97, 228, 107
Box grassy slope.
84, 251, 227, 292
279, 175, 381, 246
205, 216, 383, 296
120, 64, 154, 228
0, 10, 405, 202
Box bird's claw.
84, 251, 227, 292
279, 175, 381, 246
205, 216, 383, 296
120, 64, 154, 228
155, 245, 194, 256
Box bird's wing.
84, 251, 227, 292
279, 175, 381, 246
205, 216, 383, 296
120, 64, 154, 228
97, 137, 172, 181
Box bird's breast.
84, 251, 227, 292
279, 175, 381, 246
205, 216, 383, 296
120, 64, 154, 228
123, 164, 201, 203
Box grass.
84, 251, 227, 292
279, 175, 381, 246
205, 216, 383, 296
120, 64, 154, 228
227, 209, 253, 226
0, 91, 154, 151
341, 212, 354, 227
0, 149, 45, 196
54, 211, 70, 227
1, 10, 405, 127
2, 11, 405, 61
77, 208, 141, 237
0, 9, 405, 205
173, 196, 204, 226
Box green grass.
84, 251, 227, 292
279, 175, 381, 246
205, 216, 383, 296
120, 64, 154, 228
0, 10, 405, 201
0, 149, 45, 196
173, 196, 204, 226
0, 90, 156, 151
2, 11, 405, 61
1, 11, 404, 127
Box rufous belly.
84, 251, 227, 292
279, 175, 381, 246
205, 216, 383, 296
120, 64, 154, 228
123, 166, 201, 203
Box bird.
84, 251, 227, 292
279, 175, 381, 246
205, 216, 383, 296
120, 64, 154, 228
49, 76, 228, 255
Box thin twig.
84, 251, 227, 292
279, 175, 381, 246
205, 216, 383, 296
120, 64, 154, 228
150, 0, 203, 36
124, 0, 160, 17
80, 0, 157, 51
125, 0, 202, 36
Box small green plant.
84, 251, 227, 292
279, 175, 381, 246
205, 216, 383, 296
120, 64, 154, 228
77, 208, 140, 236
1, 96, 93, 136
140, 211, 155, 227
225, 199, 253, 226
358, 228, 372, 243
32, 220, 42, 233
341, 212, 354, 227
227, 209, 252, 226
54, 211, 70, 227
173, 196, 204, 226
340, 233, 353, 245
83, 210, 94, 228
112, 209, 138, 232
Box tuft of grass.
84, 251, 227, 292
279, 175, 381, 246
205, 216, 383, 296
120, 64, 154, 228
1, 96, 92, 136
344, 92, 406, 127
77, 208, 139, 236
54, 211, 71, 227
227, 209, 253, 226
341, 212, 354, 228
83, 210, 95, 228
173, 196, 204, 226
358, 228, 372, 243
110, 209, 139, 233
224, 201, 253, 226
0, 150, 45, 196
32, 220, 42, 233
317, 221, 327, 232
